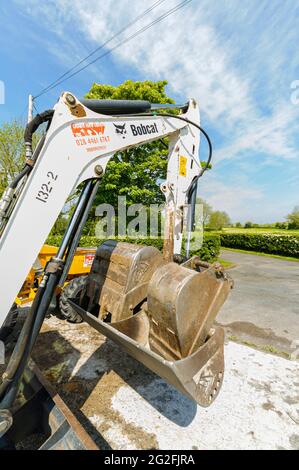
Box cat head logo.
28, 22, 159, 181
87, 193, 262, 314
113, 123, 127, 139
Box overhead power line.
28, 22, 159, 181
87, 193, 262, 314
34, 0, 192, 99
34, 0, 167, 99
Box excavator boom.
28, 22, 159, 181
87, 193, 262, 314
0, 93, 232, 440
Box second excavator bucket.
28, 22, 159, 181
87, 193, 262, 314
69, 240, 233, 406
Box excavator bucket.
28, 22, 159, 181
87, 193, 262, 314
69, 240, 233, 406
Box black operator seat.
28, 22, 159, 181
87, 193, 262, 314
80, 99, 151, 115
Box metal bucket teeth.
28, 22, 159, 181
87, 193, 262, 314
69, 300, 224, 407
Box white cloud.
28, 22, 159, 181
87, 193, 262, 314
15, 0, 299, 161
13, 0, 299, 221
199, 174, 264, 222
15, 0, 254, 124
214, 102, 299, 163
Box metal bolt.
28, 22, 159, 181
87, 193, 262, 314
65, 93, 76, 107
94, 165, 104, 176
160, 182, 167, 193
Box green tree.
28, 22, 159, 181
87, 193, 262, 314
208, 211, 231, 230
286, 206, 299, 229
244, 221, 252, 228
0, 120, 42, 197
50, 214, 69, 236
275, 221, 287, 229
235, 222, 242, 227
85, 80, 174, 209
196, 197, 212, 226
0, 121, 26, 196
0, 120, 68, 236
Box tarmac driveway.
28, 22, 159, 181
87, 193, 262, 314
218, 250, 299, 356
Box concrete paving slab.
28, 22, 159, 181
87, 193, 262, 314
33, 317, 299, 450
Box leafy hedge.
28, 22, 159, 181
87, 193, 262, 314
195, 233, 221, 262
220, 233, 299, 258
47, 233, 220, 263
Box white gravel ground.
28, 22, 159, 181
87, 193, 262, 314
104, 342, 299, 450
37, 316, 299, 450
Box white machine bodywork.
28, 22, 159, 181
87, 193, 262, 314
0, 93, 201, 327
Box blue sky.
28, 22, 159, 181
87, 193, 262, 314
0, 0, 298, 223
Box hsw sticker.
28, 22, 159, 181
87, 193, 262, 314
71, 122, 110, 152
71, 122, 105, 137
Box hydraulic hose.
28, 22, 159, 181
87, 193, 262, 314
119, 110, 213, 197
0, 283, 46, 404
151, 112, 212, 197
10, 165, 31, 189
24, 109, 54, 159
6, 134, 46, 193
121, 108, 212, 256
0, 179, 99, 409
0, 272, 60, 409
24, 110, 54, 145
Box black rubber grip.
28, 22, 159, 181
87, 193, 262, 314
80, 99, 151, 115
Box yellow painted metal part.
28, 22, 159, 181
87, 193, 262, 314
179, 155, 187, 177
15, 245, 96, 305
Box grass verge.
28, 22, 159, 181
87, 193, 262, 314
222, 228, 299, 235
221, 247, 299, 263
218, 258, 236, 269
228, 335, 291, 359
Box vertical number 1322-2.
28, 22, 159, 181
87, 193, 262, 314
35, 171, 58, 204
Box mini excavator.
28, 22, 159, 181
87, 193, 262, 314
0, 92, 233, 441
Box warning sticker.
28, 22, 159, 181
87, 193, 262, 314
83, 254, 95, 268
179, 155, 187, 177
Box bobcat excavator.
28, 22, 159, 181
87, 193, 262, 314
0, 92, 233, 447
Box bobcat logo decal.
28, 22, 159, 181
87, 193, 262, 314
113, 123, 127, 138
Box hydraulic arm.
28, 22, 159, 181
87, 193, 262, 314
0, 92, 203, 328
0, 93, 232, 438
